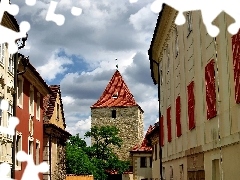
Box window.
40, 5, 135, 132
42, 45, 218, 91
140, 157, 147, 168
7, 104, 13, 139
212, 159, 220, 180
179, 164, 184, 180
162, 167, 166, 180
170, 166, 173, 180
17, 78, 23, 107
16, 133, 22, 168
29, 87, 34, 115
112, 110, 116, 118
154, 144, 157, 160
176, 96, 182, 137
36, 94, 40, 120
8, 54, 14, 74
167, 107, 172, 142
56, 103, 59, 119
160, 69, 163, 85
28, 139, 33, 155
35, 141, 40, 164
160, 116, 164, 146
149, 157, 152, 167
187, 81, 195, 130
205, 60, 217, 120
175, 27, 179, 57
29, 115, 34, 136
187, 11, 192, 35
0, 43, 5, 64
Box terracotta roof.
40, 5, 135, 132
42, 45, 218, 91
91, 70, 142, 110
145, 122, 159, 139
44, 85, 67, 128
130, 138, 152, 152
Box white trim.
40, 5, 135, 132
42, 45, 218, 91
36, 93, 40, 121
28, 136, 34, 155
17, 76, 24, 109
29, 85, 34, 116
15, 131, 22, 170
35, 139, 40, 165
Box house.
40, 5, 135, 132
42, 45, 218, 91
129, 131, 152, 180
145, 123, 160, 180
43, 85, 71, 180
15, 56, 51, 180
91, 70, 144, 164
0, 10, 19, 177
148, 4, 240, 180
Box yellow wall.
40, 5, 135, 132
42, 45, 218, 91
49, 92, 65, 129
66, 175, 94, 180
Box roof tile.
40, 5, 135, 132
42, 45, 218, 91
91, 70, 139, 108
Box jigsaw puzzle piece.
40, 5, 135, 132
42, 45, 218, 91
46, 0, 65, 26
17, 151, 49, 180
0, 163, 14, 180
201, 3, 222, 37
0, 0, 19, 22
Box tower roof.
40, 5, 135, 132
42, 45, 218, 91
91, 70, 142, 110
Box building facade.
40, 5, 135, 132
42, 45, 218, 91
43, 85, 71, 180
15, 59, 51, 179
129, 135, 152, 180
91, 70, 144, 163
148, 5, 240, 180
0, 11, 19, 176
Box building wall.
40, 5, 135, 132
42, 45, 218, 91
150, 6, 240, 179
15, 75, 44, 180
0, 42, 14, 170
91, 106, 144, 162
131, 153, 152, 180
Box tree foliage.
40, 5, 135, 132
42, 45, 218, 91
66, 126, 130, 180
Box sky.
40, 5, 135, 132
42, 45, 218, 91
12, 0, 159, 145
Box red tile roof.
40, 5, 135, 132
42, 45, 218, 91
130, 137, 152, 152
91, 70, 141, 109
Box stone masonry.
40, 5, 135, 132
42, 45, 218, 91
91, 106, 144, 163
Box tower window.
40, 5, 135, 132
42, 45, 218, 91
112, 110, 116, 118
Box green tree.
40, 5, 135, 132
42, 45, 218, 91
66, 134, 96, 175
66, 126, 130, 180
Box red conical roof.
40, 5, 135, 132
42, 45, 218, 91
91, 70, 139, 108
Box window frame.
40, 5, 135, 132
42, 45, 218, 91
140, 157, 147, 168
36, 93, 41, 121
0, 43, 5, 64
29, 85, 34, 116
15, 132, 22, 170
8, 54, 14, 74
17, 76, 24, 108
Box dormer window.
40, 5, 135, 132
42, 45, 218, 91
112, 110, 116, 118
112, 92, 118, 98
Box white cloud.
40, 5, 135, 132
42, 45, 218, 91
36, 49, 73, 81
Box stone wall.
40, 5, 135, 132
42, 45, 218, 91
91, 106, 144, 163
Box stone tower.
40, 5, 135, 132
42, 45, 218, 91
91, 70, 144, 162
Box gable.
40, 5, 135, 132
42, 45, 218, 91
45, 85, 66, 130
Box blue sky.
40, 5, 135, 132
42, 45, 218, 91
13, 0, 159, 145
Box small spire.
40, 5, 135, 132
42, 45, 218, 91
115, 58, 118, 70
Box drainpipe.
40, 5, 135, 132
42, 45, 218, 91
157, 62, 163, 180
11, 52, 18, 179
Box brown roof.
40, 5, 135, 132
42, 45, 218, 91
18, 53, 51, 93
145, 122, 159, 139
91, 70, 142, 110
44, 85, 67, 128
